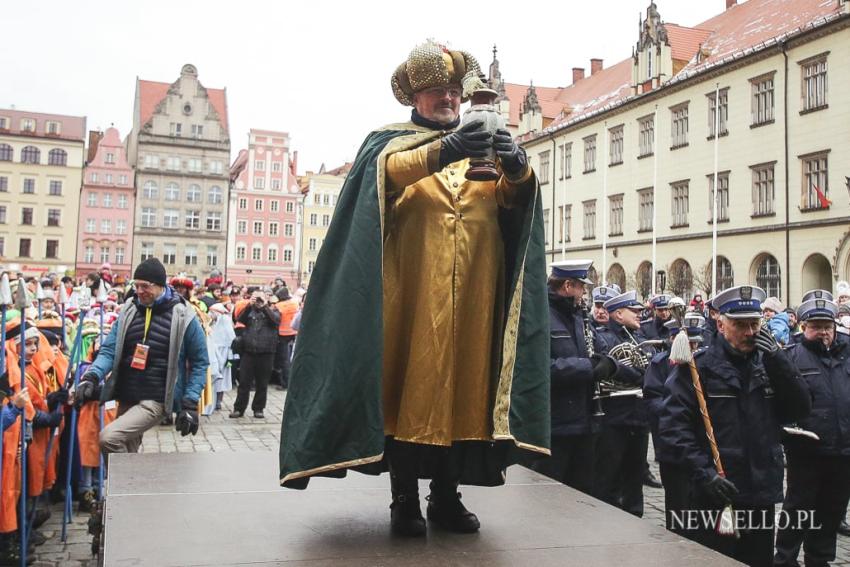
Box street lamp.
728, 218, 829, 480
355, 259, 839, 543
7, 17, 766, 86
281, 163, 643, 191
656, 270, 666, 293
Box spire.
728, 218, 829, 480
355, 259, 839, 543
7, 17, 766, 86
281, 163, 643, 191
522, 81, 541, 114
488, 44, 507, 101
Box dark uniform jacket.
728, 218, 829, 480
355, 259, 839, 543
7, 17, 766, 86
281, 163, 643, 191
660, 336, 811, 506
644, 351, 675, 463
548, 292, 600, 437
701, 317, 719, 348
595, 320, 649, 429
640, 317, 671, 344
784, 338, 850, 456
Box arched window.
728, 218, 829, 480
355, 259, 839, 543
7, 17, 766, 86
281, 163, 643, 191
586, 266, 599, 287
187, 184, 201, 202
165, 182, 180, 201
208, 185, 222, 204
0, 144, 12, 161
20, 146, 40, 164
48, 148, 67, 166
606, 263, 626, 292
801, 253, 832, 293
755, 254, 782, 298
636, 261, 653, 299
143, 181, 158, 199
668, 258, 694, 302
715, 256, 734, 292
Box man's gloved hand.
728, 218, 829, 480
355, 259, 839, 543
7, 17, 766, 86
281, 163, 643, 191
74, 373, 99, 409
591, 354, 617, 383
703, 474, 739, 505
33, 409, 62, 429
439, 120, 492, 169
754, 326, 780, 355
175, 398, 199, 437
493, 128, 528, 175
46, 389, 69, 412
46, 409, 63, 429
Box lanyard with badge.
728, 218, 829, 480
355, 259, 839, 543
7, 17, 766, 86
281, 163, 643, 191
130, 307, 153, 370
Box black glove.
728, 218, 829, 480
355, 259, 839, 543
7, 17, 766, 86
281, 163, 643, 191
74, 373, 99, 409
754, 326, 780, 355
493, 128, 528, 175
703, 474, 739, 505
33, 409, 61, 429
591, 354, 617, 383
175, 399, 199, 437
439, 120, 492, 169
46, 409, 62, 429
46, 389, 69, 412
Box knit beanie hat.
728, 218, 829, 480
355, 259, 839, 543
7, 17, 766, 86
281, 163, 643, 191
762, 296, 784, 313
133, 258, 167, 287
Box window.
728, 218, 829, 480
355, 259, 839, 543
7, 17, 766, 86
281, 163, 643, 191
751, 163, 775, 216
253, 221, 263, 235
0, 144, 11, 161
309, 213, 317, 226
144, 154, 159, 169
271, 179, 282, 190
48, 149, 67, 166
237, 220, 247, 234
209, 161, 223, 175
308, 261, 315, 273
252, 245, 262, 262
756, 254, 782, 298
140, 242, 154, 261
255, 160, 266, 171
543, 208, 550, 245
22, 179, 35, 194
100, 246, 110, 263
167, 156, 181, 171
283, 248, 293, 263
21, 118, 35, 132
716, 256, 734, 291
270, 200, 279, 212
236, 245, 246, 261
560, 205, 571, 243
105, 152, 115, 164
323, 194, 330, 206
185, 210, 201, 230
0, 177, 6, 192
21, 207, 33, 225
170, 123, 182, 137
0, 237, 3, 256
208, 186, 222, 204
187, 158, 202, 172
206, 212, 222, 231
708, 88, 729, 137
273, 162, 282, 172
115, 247, 125, 264
46, 240, 59, 259
186, 185, 201, 202
141, 207, 156, 227
48, 180, 62, 196
269, 222, 279, 236
313, 193, 321, 205
238, 197, 247, 210
20, 146, 40, 164
284, 223, 294, 237
285, 201, 294, 213
671, 181, 689, 227
638, 115, 654, 157
267, 247, 278, 262
91, 172, 99, 183
308, 238, 317, 251
118, 194, 128, 209
84, 245, 94, 263
638, 188, 654, 232
708, 172, 730, 222
801, 55, 828, 112
0, 117, 6, 130
255, 199, 264, 211
801, 153, 829, 210
609, 125, 624, 165
206, 246, 218, 267
19, 238, 31, 257
47, 209, 61, 227
105, 173, 113, 184
85, 218, 95, 232
582, 200, 596, 239
184, 246, 198, 266
538, 151, 550, 184
583, 135, 596, 173
751, 74, 775, 125
191, 125, 203, 139
163, 209, 179, 229
45, 121, 60, 135
322, 214, 330, 227
0, 206, 5, 223
143, 181, 158, 199
671, 104, 689, 148
87, 192, 97, 207
102, 193, 112, 207
162, 244, 176, 265
165, 183, 180, 201
254, 177, 265, 189
117, 219, 127, 234
560, 143, 572, 179
609, 195, 623, 236
119, 175, 127, 185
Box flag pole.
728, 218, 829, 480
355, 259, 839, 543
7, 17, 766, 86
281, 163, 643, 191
711, 83, 720, 296
651, 105, 659, 295
602, 122, 608, 285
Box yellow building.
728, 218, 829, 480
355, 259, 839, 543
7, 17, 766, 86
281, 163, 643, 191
0, 108, 86, 276
515, 0, 850, 305
298, 163, 351, 286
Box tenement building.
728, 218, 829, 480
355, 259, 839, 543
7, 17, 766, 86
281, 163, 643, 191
299, 162, 351, 287
516, 0, 850, 304
126, 64, 230, 278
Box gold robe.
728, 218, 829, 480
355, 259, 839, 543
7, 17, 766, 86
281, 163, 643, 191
382, 140, 534, 446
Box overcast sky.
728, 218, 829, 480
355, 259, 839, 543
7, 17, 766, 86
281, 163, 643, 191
2, 1, 722, 173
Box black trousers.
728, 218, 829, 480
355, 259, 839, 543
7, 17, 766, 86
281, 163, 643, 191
234, 352, 274, 413
273, 335, 295, 387
385, 438, 460, 498
659, 461, 692, 534
593, 425, 647, 517
775, 451, 850, 567
681, 502, 775, 567
531, 433, 597, 496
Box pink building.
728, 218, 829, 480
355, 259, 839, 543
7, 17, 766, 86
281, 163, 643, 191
75, 127, 135, 280
227, 129, 300, 286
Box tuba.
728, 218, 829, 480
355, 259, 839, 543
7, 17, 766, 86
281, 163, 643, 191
598, 329, 663, 398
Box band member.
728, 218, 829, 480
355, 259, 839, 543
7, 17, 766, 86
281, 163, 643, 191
660, 285, 811, 567
775, 295, 850, 567
641, 294, 673, 344
591, 285, 619, 327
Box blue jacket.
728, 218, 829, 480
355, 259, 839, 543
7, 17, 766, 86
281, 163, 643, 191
88, 288, 209, 413
1, 403, 22, 432
660, 336, 810, 506
595, 321, 650, 428
768, 312, 790, 345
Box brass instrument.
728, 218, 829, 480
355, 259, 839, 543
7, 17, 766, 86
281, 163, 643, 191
581, 302, 605, 417
598, 329, 663, 399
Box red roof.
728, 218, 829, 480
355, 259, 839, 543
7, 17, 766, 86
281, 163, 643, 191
664, 23, 713, 61
325, 162, 353, 176
503, 83, 567, 126
138, 79, 229, 132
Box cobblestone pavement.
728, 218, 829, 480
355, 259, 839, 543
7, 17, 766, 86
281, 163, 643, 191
30, 388, 850, 566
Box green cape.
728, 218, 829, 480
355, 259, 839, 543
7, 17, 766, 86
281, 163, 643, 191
279, 122, 550, 488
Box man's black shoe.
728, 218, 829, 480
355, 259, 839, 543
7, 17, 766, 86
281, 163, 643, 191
253, 411, 265, 419
31, 508, 50, 529
643, 470, 663, 488
228, 411, 244, 419
426, 491, 480, 533
28, 531, 46, 547
838, 520, 850, 537
390, 494, 425, 537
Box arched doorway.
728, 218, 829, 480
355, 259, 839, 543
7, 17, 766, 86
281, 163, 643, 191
636, 261, 653, 300
801, 253, 832, 293
607, 263, 626, 292
752, 253, 782, 299
587, 266, 599, 287
668, 258, 693, 301
716, 256, 734, 293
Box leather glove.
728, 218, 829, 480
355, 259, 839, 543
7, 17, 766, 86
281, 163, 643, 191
439, 120, 492, 169
591, 354, 617, 383
46, 409, 63, 429
493, 128, 528, 175
33, 409, 61, 429
175, 398, 199, 437
703, 474, 739, 505
74, 373, 100, 409
754, 326, 780, 355
46, 389, 69, 412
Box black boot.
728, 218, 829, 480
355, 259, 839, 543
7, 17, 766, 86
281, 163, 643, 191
387, 439, 425, 537
839, 519, 850, 537
390, 493, 426, 537
426, 481, 480, 533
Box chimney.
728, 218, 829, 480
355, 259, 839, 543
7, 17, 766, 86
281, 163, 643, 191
726, 0, 736, 8
590, 58, 603, 75
572, 67, 585, 84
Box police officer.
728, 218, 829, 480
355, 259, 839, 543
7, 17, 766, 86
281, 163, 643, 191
594, 290, 653, 517
775, 295, 850, 567
788, 290, 849, 347
702, 296, 720, 348
660, 285, 811, 567
533, 260, 617, 495
641, 294, 673, 344
591, 284, 619, 327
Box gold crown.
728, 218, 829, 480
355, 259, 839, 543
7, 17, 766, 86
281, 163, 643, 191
391, 40, 487, 106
